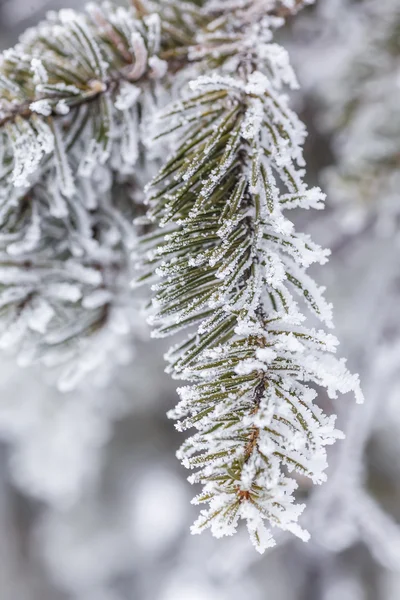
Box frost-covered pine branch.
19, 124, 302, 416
141, 0, 363, 553
0, 2, 182, 389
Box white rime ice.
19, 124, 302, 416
0, 2, 168, 389
0, 0, 364, 554
142, 0, 363, 552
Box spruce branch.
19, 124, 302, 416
0, 3, 171, 189
142, 1, 363, 552
0, 2, 178, 387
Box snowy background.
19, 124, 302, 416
1, 0, 399, 599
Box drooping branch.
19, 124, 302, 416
141, 2, 363, 552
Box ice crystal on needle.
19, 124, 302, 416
141, 0, 363, 552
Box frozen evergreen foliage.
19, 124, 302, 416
0, 0, 363, 552
0, 2, 170, 389
140, 0, 363, 552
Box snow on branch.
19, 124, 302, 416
141, 2, 363, 552
0, 2, 174, 388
